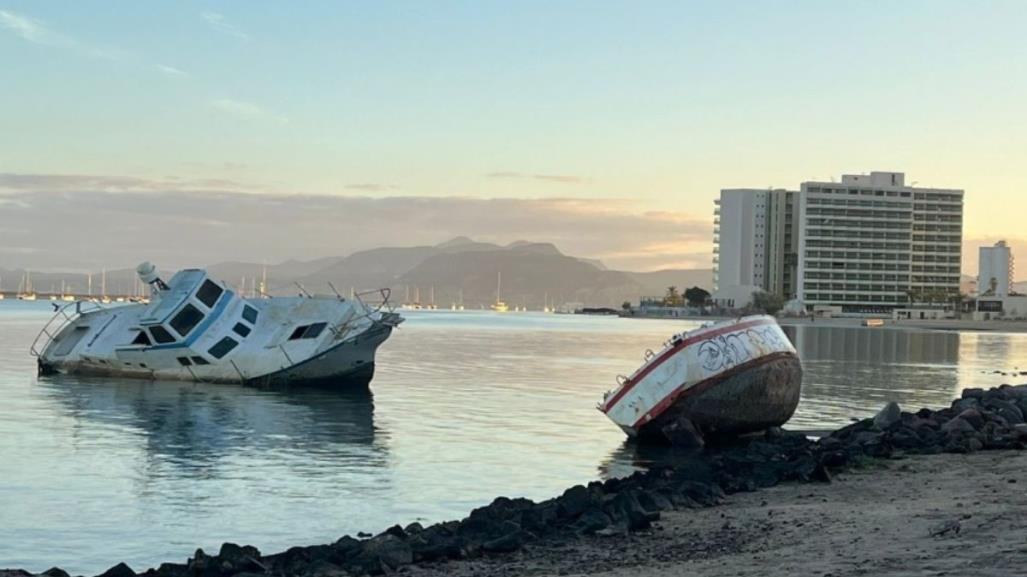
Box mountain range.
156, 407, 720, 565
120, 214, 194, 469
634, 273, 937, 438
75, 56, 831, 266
0, 238, 713, 308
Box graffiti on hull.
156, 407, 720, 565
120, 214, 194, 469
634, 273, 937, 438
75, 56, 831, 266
696, 325, 791, 373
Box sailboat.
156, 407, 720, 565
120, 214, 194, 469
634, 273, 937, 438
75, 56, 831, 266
491, 272, 509, 312
100, 269, 111, 304
18, 271, 37, 300
61, 280, 75, 301
451, 288, 465, 311
425, 285, 438, 310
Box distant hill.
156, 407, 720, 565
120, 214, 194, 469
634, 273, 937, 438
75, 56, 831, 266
1, 238, 714, 307
626, 269, 715, 298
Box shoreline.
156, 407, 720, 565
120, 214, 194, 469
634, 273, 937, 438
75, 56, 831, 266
7, 385, 1027, 577
621, 313, 1027, 334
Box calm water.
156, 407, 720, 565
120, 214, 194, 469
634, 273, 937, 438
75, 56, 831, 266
3, 301, 1027, 573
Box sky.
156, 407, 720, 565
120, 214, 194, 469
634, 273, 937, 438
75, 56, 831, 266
1, 1, 1026, 273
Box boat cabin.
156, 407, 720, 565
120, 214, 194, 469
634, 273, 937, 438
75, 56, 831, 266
117, 269, 260, 368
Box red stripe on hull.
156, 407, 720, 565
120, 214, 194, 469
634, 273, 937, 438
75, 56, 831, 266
601, 317, 775, 414
630, 350, 798, 430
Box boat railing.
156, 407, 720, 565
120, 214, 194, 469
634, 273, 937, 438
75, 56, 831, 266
353, 287, 395, 314
30, 300, 104, 357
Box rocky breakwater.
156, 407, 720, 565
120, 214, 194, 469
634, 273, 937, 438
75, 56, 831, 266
7, 384, 1027, 577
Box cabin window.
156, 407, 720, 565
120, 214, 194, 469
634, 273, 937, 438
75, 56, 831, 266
242, 305, 258, 324
232, 322, 251, 337
149, 325, 176, 344
191, 356, 210, 365
304, 322, 328, 339
176, 357, 192, 366
288, 322, 329, 340
170, 304, 204, 337
131, 330, 152, 346
196, 280, 224, 308
208, 336, 239, 359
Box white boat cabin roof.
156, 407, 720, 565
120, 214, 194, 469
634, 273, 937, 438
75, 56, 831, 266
139, 269, 222, 326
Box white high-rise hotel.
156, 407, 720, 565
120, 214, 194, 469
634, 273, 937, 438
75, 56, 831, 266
713, 171, 964, 314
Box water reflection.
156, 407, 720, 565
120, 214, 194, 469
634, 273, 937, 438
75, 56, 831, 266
38, 377, 386, 476
785, 325, 960, 364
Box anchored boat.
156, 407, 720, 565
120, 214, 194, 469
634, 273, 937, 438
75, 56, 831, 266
599, 315, 802, 444
32, 263, 403, 387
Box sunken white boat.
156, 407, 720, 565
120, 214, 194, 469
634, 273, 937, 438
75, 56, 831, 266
599, 315, 802, 443
33, 263, 403, 387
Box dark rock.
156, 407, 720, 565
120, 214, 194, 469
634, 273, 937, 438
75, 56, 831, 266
557, 485, 593, 519
873, 401, 902, 430
942, 416, 978, 435
675, 481, 724, 507
215, 543, 264, 574
602, 490, 659, 530
636, 490, 673, 512
97, 563, 136, 577
403, 522, 424, 535
351, 534, 413, 574
482, 522, 535, 553
42, 569, 70, 577
951, 397, 979, 413
984, 398, 1024, 425
810, 462, 832, 483
302, 559, 346, 577
962, 388, 985, 399
408, 526, 463, 562
661, 416, 705, 448
152, 563, 187, 577
571, 509, 612, 535
330, 536, 362, 563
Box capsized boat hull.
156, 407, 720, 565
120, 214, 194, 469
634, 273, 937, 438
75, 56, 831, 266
38, 319, 394, 389
32, 264, 402, 389
599, 315, 802, 443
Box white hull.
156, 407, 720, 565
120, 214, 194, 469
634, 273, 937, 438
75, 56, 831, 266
34, 266, 402, 388
599, 315, 801, 440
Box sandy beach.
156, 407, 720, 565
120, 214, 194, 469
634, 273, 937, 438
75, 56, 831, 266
411, 450, 1027, 577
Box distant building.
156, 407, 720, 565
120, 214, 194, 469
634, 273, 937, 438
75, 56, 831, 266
715, 171, 964, 315
978, 240, 1013, 297
797, 171, 964, 315
712, 188, 798, 308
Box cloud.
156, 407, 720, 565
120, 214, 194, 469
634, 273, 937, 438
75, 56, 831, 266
0, 173, 712, 273
201, 11, 249, 40
156, 64, 189, 78
487, 172, 590, 184
210, 98, 288, 124
0, 9, 64, 45
0, 173, 263, 193
345, 184, 398, 192
0, 9, 44, 42
1, 9, 189, 81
